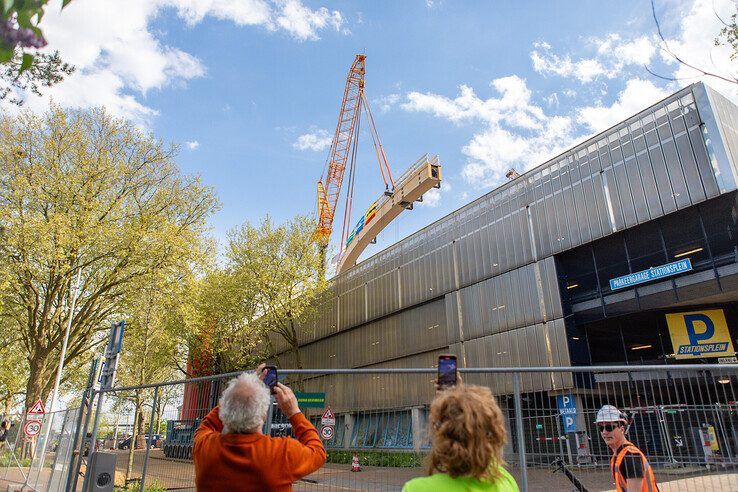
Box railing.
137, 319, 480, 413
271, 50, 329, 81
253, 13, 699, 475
6, 364, 737, 491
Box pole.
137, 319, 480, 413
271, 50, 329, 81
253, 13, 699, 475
32, 268, 82, 488
80, 390, 105, 492
65, 358, 98, 492
512, 372, 528, 492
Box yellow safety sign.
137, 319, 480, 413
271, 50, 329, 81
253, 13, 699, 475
666, 309, 735, 360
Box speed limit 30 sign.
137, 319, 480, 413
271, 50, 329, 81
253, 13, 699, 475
24, 420, 42, 438
320, 425, 334, 440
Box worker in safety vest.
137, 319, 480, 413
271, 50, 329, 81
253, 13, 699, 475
596, 405, 658, 492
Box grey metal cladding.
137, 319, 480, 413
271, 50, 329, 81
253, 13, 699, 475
457, 320, 570, 394
294, 83, 734, 370
696, 83, 738, 192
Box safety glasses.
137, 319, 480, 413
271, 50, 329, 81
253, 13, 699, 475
598, 423, 621, 432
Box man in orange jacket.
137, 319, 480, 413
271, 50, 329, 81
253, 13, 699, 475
193, 365, 326, 491
596, 405, 658, 492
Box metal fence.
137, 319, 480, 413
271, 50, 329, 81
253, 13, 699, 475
5, 365, 738, 491
0, 406, 80, 492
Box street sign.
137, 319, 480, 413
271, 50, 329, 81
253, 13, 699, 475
100, 320, 125, 390
295, 392, 326, 408
609, 258, 692, 291
556, 394, 578, 433
24, 420, 42, 438
321, 406, 335, 426
320, 425, 334, 440
27, 399, 46, 416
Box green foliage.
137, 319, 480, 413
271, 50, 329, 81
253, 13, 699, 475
114, 479, 166, 492
0, 1, 75, 103
226, 215, 326, 369
0, 50, 74, 105
0, 105, 218, 411
0, 448, 32, 468
326, 450, 425, 468
715, 13, 738, 61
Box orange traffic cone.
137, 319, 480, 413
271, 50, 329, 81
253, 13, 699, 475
351, 452, 361, 472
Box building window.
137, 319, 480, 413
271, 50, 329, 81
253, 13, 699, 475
350, 411, 413, 449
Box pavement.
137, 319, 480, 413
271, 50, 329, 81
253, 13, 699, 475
2, 450, 738, 491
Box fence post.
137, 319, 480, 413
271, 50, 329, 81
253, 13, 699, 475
512, 372, 528, 492
139, 386, 159, 492
79, 388, 105, 492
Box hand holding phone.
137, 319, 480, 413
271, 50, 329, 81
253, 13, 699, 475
263, 366, 278, 394
437, 354, 457, 388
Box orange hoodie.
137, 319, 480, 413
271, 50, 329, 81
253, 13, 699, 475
193, 406, 326, 491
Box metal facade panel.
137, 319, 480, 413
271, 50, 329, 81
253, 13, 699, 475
697, 84, 738, 192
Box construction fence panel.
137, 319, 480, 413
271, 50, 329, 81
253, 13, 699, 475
0, 407, 80, 492
56, 365, 738, 491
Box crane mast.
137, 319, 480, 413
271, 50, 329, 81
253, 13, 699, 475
316, 55, 366, 248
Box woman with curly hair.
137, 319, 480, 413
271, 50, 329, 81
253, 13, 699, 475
403, 384, 519, 491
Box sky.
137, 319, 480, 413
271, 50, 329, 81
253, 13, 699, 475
5, 0, 737, 265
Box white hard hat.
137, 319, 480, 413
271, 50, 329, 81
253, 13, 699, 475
595, 405, 626, 424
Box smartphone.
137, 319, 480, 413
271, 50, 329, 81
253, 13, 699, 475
263, 366, 278, 393
437, 355, 457, 388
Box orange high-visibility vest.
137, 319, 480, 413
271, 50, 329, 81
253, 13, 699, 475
610, 440, 659, 492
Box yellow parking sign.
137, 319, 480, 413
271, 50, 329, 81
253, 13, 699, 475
666, 309, 735, 359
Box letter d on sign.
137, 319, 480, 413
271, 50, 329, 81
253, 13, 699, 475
684, 314, 715, 346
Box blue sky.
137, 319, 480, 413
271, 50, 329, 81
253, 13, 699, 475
9, 0, 738, 263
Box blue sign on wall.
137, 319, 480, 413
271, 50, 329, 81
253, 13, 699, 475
609, 258, 692, 291
556, 394, 578, 433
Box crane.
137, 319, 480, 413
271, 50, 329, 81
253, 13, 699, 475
315, 54, 394, 264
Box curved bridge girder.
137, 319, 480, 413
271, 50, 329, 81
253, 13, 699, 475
337, 154, 442, 274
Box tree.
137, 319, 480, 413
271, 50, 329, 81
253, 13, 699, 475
0, 105, 218, 412
182, 269, 265, 375
115, 270, 188, 483
0, 1, 76, 104
227, 215, 326, 384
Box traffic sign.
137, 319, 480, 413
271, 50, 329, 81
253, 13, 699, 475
320, 425, 334, 440
321, 406, 335, 426
28, 399, 46, 416
556, 394, 578, 433
24, 420, 42, 438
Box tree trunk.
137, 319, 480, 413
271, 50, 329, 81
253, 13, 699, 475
24, 354, 49, 413
125, 394, 141, 484
291, 344, 304, 392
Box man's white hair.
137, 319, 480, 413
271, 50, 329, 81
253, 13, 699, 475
219, 372, 270, 434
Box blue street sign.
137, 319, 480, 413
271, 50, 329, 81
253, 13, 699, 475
609, 258, 692, 291
556, 394, 578, 432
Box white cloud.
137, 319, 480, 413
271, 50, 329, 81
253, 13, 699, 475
185, 140, 200, 150
275, 0, 344, 41
577, 78, 670, 132
421, 188, 441, 207
531, 34, 657, 83
419, 180, 451, 208
403, 75, 578, 186
374, 93, 400, 113
294, 129, 332, 151
544, 92, 560, 108
660, 0, 737, 102
7, 0, 346, 125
